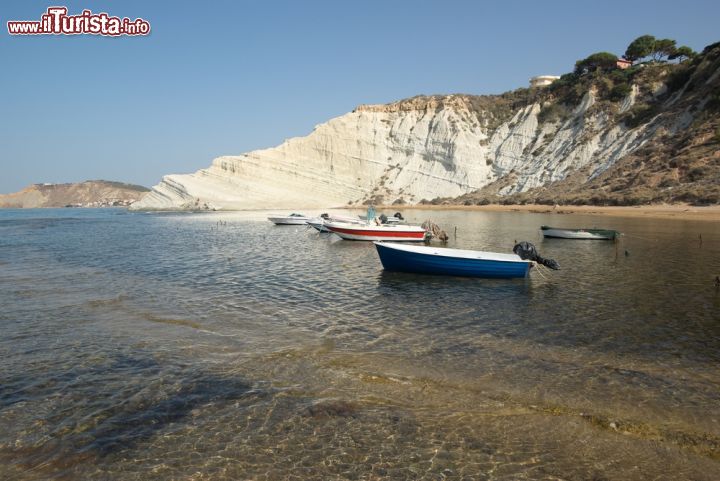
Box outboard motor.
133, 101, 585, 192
513, 241, 560, 270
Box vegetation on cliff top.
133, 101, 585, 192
450, 38, 720, 207
357, 36, 718, 207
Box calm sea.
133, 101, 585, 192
1, 208, 719, 480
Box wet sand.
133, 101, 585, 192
376, 203, 720, 222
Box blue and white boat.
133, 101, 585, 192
373, 242, 532, 278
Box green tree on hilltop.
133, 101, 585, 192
625, 35, 681, 63
669, 45, 696, 62
575, 52, 618, 75
652, 38, 677, 61
625, 35, 655, 62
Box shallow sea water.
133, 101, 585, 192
1, 207, 719, 480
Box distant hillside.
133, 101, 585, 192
0, 180, 150, 208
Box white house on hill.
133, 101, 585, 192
530, 75, 560, 88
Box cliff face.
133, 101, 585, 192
456, 43, 720, 206
0, 181, 149, 208
133, 96, 501, 210
133, 44, 720, 210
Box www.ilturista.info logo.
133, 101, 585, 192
7, 7, 150, 36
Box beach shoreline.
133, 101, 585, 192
8, 203, 719, 222
369, 203, 720, 222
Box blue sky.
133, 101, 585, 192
2, 0, 719, 193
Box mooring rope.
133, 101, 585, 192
532, 261, 549, 280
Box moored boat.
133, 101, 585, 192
307, 213, 365, 232
306, 218, 331, 232
540, 225, 620, 240
326, 222, 428, 242
374, 242, 532, 278
268, 213, 311, 225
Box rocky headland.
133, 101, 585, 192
0, 181, 149, 208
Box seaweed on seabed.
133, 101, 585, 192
0, 352, 257, 474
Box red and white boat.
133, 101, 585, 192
325, 221, 429, 242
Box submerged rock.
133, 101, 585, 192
303, 399, 359, 419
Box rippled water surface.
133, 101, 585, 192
1, 208, 720, 480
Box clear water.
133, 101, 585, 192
1, 208, 719, 480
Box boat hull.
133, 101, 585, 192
374, 242, 531, 278
307, 215, 365, 232
307, 220, 331, 232
326, 223, 427, 242
541, 226, 618, 240
268, 217, 310, 225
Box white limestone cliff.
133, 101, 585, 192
132, 92, 655, 210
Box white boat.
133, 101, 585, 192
360, 210, 405, 224
325, 221, 429, 242
540, 225, 620, 240
306, 213, 365, 232
268, 213, 311, 225
306, 218, 332, 232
